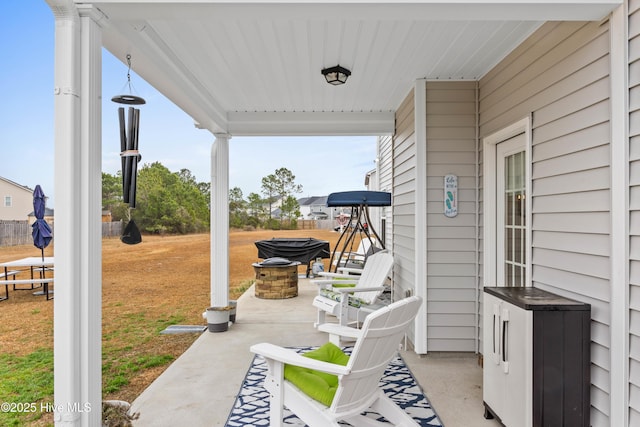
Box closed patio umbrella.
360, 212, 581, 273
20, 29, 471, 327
32, 185, 52, 260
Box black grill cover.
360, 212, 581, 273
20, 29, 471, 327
254, 238, 330, 265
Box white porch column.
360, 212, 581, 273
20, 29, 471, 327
49, 1, 103, 425
414, 79, 428, 354
210, 134, 230, 307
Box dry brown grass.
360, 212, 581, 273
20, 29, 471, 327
0, 228, 340, 425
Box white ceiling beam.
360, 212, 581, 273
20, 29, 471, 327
227, 111, 395, 136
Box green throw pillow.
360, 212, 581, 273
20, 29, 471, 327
284, 343, 350, 407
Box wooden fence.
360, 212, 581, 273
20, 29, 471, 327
102, 221, 123, 239
291, 220, 337, 230
0, 220, 123, 247
297, 220, 316, 229
314, 219, 337, 230
0, 221, 33, 246
1, 219, 334, 247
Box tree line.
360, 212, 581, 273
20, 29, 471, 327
102, 164, 302, 234
229, 167, 302, 230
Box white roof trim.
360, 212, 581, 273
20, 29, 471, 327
0, 176, 33, 194
91, 1, 622, 22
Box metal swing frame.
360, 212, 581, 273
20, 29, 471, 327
325, 191, 391, 272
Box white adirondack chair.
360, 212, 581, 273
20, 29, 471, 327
250, 295, 422, 427
312, 250, 394, 329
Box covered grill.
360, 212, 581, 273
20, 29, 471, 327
254, 238, 330, 277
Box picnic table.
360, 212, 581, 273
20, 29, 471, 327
0, 257, 55, 301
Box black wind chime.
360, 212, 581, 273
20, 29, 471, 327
112, 54, 145, 245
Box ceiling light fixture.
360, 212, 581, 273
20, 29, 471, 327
321, 65, 351, 85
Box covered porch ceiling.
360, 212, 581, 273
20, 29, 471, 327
88, 0, 620, 136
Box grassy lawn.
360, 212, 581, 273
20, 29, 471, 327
0, 229, 339, 426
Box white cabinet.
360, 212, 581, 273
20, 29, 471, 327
482, 287, 590, 427
483, 291, 533, 426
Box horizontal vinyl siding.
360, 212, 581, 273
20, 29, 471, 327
425, 81, 478, 352
630, 0, 640, 423
479, 21, 611, 423
393, 90, 416, 304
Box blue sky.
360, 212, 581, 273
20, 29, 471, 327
0, 1, 377, 207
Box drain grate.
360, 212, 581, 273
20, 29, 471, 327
160, 325, 207, 334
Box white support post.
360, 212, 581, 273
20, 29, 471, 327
211, 134, 230, 308
414, 79, 428, 354
51, 3, 81, 425
50, 1, 103, 425
78, 7, 103, 425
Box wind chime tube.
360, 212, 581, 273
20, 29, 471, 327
118, 107, 126, 201
129, 108, 140, 208
124, 106, 136, 204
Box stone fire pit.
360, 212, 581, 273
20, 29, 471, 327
252, 258, 301, 299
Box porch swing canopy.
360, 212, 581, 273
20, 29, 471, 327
326, 191, 391, 207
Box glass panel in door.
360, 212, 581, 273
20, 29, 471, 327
503, 150, 526, 287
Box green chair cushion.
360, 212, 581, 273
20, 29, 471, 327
284, 342, 350, 407
331, 281, 356, 288
319, 288, 365, 308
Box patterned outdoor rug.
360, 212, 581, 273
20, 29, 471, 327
225, 346, 444, 426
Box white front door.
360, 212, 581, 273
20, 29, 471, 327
496, 134, 527, 287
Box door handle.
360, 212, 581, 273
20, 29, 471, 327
501, 308, 510, 374
493, 304, 500, 365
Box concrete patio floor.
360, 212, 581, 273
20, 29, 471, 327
130, 278, 500, 427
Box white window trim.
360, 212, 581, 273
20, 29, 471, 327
482, 116, 532, 287
4, 196, 11, 208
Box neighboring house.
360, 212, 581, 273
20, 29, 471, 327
43, 2, 638, 426
246, 196, 289, 218
307, 211, 328, 219
270, 207, 282, 218
262, 196, 285, 218
364, 168, 389, 248
0, 177, 34, 221
102, 210, 112, 222
297, 196, 330, 219
298, 195, 358, 222
27, 207, 55, 226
